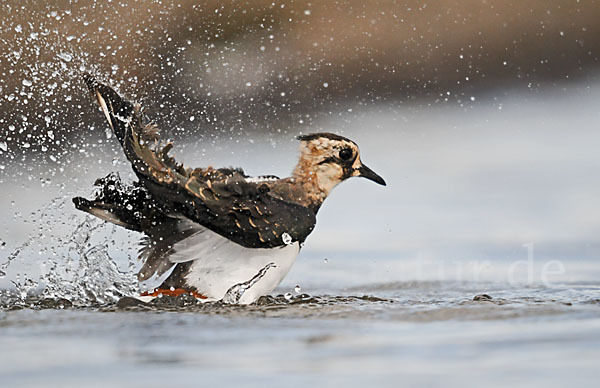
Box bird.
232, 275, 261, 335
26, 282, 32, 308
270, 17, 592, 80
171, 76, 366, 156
73, 75, 386, 304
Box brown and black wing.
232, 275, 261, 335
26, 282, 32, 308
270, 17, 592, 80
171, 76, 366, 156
141, 173, 316, 248
82, 76, 316, 248
73, 172, 168, 232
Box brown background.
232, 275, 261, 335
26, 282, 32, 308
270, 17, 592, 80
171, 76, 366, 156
1, 0, 599, 156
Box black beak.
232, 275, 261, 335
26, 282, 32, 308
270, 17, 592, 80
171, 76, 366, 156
357, 164, 386, 186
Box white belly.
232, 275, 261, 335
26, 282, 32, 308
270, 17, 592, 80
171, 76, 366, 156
166, 225, 300, 304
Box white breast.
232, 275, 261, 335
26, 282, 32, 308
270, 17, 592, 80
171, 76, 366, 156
167, 226, 300, 304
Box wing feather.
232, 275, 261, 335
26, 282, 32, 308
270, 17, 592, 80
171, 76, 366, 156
84, 75, 316, 249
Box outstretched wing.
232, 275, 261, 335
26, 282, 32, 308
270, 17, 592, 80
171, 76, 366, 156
83, 76, 316, 249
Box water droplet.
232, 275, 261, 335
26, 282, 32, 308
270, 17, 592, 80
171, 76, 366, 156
282, 232, 292, 245
0, 142, 7, 152
294, 285, 301, 294
323, 82, 329, 88
304, 10, 311, 15
323, 258, 329, 264
284, 292, 293, 300
189, 115, 195, 121
57, 52, 73, 62
22, 79, 32, 87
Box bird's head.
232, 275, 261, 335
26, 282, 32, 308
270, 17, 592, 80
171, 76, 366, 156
293, 133, 386, 199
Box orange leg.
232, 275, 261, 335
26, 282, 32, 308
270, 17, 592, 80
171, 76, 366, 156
140, 288, 207, 299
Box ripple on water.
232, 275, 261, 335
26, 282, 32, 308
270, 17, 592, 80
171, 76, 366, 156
1, 284, 599, 323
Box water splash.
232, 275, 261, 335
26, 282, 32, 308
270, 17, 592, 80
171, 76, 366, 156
221, 262, 276, 304
38, 217, 139, 305
1, 196, 139, 307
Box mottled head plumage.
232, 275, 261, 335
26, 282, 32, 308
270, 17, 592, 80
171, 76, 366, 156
293, 132, 386, 203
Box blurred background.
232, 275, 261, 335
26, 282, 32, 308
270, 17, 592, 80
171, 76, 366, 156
1, 0, 600, 288
2, 1, 600, 150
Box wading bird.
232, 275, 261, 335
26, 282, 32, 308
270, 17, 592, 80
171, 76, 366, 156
74, 76, 386, 304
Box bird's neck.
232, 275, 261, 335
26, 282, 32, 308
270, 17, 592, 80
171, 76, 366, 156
291, 159, 339, 212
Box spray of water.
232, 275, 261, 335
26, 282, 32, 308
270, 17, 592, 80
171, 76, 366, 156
0, 196, 139, 307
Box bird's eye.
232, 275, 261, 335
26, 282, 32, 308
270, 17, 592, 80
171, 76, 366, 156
338, 148, 353, 161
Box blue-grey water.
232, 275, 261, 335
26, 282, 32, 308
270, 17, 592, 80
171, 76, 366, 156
1, 282, 600, 387
2, 81, 600, 387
